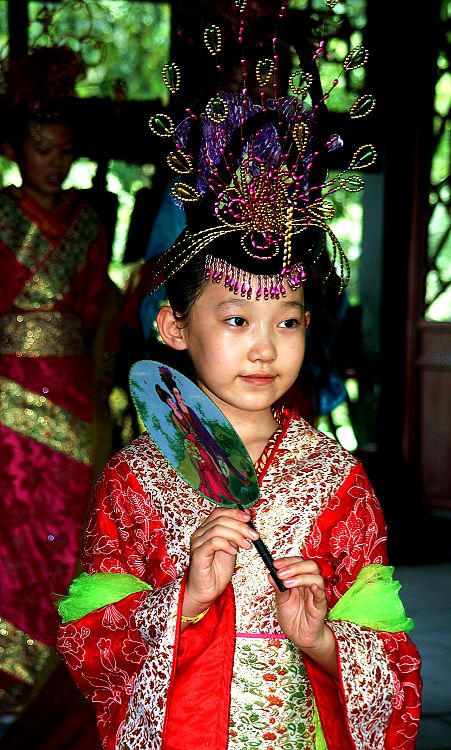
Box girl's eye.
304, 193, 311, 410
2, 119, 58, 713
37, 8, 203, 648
279, 318, 300, 329
225, 316, 246, 327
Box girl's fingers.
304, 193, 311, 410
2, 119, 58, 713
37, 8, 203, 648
192, 534, 245, 556
274, 559, 321, 578
193, 512, 259, 546
192, 522, 256, 553
277, 573, 325, 590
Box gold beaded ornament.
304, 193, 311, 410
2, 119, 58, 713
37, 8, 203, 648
147, 0, 377, 300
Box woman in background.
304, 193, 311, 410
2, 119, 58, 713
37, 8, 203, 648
0, 46, 113, 725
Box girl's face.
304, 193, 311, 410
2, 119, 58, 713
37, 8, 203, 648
10, 122, 74, 208
174, 279, 309, 426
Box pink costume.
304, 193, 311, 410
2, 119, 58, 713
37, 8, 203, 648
57, 413, 421, 750
0, 187, 110, 715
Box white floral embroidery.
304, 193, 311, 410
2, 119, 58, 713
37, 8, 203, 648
329, 620, 396, 749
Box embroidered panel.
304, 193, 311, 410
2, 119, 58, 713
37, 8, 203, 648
229, 637, 316, 750
0, 312, 85, 357
0, 196, 49, 270
0, 615, 50, 686
329, 620, 396, 749
119, 579, 183, 750
0, 376, 91, 463
235, 419, 357, 633
13, 204, 101, 310
122, 434, 213, 572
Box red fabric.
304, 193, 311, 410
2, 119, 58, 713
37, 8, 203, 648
57, 426, 422, 750
0, 188, 111, 701
57, 458, 176, 750
58, 590, 150, 750
164, 582, 236, 750
302, 467, 422, 749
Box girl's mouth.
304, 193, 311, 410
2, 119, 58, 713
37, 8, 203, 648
240, 374, 276, 385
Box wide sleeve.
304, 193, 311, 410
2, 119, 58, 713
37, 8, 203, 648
302, 464, 422, 750
56, 452, 180, 750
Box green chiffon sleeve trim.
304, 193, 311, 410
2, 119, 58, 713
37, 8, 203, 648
314, 563, 413, 749
57, 572, 152, 623
327, 563, 414, 632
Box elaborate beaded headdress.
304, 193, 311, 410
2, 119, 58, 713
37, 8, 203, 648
148, 0, 376, 300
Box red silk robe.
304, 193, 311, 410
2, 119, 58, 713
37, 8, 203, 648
57, 414, 422, 750
0, 187, 111, 714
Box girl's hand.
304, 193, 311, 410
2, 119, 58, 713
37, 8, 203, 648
183, 507, 259, 617
270, 557, 338, 677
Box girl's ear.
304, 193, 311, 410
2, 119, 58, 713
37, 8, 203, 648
156, 306, 187, 351
305, 310, 311, 329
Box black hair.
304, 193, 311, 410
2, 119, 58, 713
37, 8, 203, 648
0, 98, 79, 156
163, 250, 209, 324
155, 384, 172, 404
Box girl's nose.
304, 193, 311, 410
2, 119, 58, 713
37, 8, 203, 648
248, 330, 277, 362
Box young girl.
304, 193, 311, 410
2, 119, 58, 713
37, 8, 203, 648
57, 8, 421, 747
57, 244, 421, 750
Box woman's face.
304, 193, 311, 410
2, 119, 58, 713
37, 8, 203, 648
13, 121, 75, 207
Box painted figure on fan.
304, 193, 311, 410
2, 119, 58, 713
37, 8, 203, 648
0, 46, 113, 720
159, 365, 250, 486
155, 379, 241, 505
56, 4, 421, 748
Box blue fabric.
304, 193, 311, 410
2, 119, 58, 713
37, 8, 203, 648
139, 184, 186, 338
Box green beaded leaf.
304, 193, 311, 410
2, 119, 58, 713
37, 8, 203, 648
289, 69, 313, 95
349, 144, 377, 170
161, 63, 181, 94
148, 113, 175, 137
205, 94, 229, 124
167, 150, 194, 175
256, 59, 274, 87
350, 94, 376, 119
343, 46, 368, 71
204, 25, 222, 55
338, 175, 365, 192
171, 182, 200, 202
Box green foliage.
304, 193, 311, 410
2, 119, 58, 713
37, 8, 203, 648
28, 0, 171, 102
